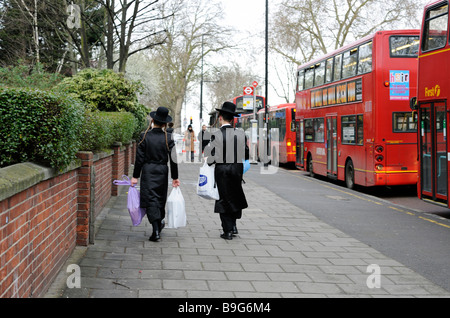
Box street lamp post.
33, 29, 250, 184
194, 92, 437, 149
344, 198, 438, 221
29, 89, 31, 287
200, 35, 205, 123
264, 0, 270, 165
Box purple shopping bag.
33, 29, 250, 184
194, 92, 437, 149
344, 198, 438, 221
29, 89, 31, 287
113, 176, 146, 226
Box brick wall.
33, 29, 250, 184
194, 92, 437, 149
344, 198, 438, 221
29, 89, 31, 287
0, 142, 135, 298
0, 170, 78, 298
93, 155, 113, 220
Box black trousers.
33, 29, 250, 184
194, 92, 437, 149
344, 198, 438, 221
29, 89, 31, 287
146, 207, 165, 223
220, 211, 241, 232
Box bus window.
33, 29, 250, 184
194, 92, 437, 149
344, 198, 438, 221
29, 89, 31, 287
422, 4, 448, 52
341, 115, 364, 145
390, 36, 419, 57
358, 42, 373, 74
333, 54, 342, 81
314, 62, 325, 87
357, 115, 364, 145
325, 58, 334, 83
305, 67, 314, 89
304, 118, 324, 142
393, 112, 417, 132
342, 48, 358, 79
342, 115, 357, 145
314, 118, 325, 142
304, 119, 314, 141
298, 70, 304, 91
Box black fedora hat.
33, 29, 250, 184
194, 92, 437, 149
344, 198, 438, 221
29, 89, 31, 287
150, 107, 173, 124
215, 102, 238, 116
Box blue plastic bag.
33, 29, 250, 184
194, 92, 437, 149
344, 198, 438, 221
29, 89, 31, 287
243, 159, 250, 174
113, 176, 146, 226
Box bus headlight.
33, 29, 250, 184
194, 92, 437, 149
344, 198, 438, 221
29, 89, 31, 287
376, 164, 384, 171
376, 155, 384, 162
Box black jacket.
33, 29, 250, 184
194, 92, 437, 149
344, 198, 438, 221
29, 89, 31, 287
133, 128, 178, 209
205, 125, 249, 214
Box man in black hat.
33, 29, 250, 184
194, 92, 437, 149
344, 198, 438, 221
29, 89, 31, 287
205, 102, 249, 240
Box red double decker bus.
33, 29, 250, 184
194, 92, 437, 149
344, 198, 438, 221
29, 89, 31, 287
259, 104, 296, 165
208, 95, 265, 129
295, 30, 420, 189
415, 1, 450, 207
236, 103, 296, 165
233, 95, 265, 116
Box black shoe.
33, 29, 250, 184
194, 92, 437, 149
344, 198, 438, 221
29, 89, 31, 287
220, 232, 233, 240
149, 232, 160, 242
149, 221, 160, 242
232, 226, 238, 235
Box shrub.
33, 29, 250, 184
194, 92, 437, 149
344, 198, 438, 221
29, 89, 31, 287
56, 68, 148, 138
0, 87, 84, 169
56, 68, 142, 111
0, 63, 64, 91
79, 111, 137, 152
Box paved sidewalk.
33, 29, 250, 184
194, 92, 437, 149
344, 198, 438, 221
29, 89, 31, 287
46, 162, 450, 298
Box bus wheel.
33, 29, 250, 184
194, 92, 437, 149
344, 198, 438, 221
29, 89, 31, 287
308, 155, 315, 178
345, 160, 355, 189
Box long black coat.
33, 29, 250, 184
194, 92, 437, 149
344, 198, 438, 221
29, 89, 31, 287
205, 125, 249, 214
133, 128, 178, 221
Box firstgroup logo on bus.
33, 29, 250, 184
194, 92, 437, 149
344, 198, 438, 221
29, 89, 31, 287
425, 85, 441, 98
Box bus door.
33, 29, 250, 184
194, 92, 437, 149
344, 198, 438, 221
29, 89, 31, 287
326, 116, 338, 178
419, 102, 448, 203
296, 120, 304, 168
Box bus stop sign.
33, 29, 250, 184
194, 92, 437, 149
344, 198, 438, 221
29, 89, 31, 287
243, 86, 254, 96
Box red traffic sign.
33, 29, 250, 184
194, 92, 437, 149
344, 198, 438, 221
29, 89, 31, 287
243, 86, 254, 96
252, 81, 259, 88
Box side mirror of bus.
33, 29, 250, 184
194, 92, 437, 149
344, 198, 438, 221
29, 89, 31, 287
410, 97, 417, 111
291, 122, 296, 132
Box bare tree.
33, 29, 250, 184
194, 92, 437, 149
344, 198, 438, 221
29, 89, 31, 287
271, 0, 425, 66
269, 0, 427, 102
206, 62, 261, 112
151, 0, 234, 129
13, 0, 39, 64
88, 0, 171, 72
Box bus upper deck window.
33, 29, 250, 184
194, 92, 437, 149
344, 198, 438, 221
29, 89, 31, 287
422, 4, 448, 52
390, 36, 419, 57
342, 48, 358, 79
358, 42, 373, 73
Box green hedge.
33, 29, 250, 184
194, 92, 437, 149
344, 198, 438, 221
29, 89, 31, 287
80, 111, 137, 152
0, 87, 84, 168
56, 68, 148, 139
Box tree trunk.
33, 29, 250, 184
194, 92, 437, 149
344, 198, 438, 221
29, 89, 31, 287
106, 0, 114, 69
79, 0, 90, 68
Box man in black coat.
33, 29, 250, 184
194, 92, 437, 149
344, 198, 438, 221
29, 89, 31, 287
205, 102, 249, 240
132, 107, 180, 242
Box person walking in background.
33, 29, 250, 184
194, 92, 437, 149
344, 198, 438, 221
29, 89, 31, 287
184, 124, 196, 162
166, 122, 174, 134
198, 124, 211, 162
205, 102, 249, 240
132, 107, 180, 242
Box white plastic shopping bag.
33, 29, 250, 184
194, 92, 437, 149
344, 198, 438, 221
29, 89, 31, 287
166, 187, 186, 229
197, 161, 220, 200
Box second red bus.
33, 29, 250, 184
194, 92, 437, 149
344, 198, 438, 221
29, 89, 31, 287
295, 30, 420, 188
